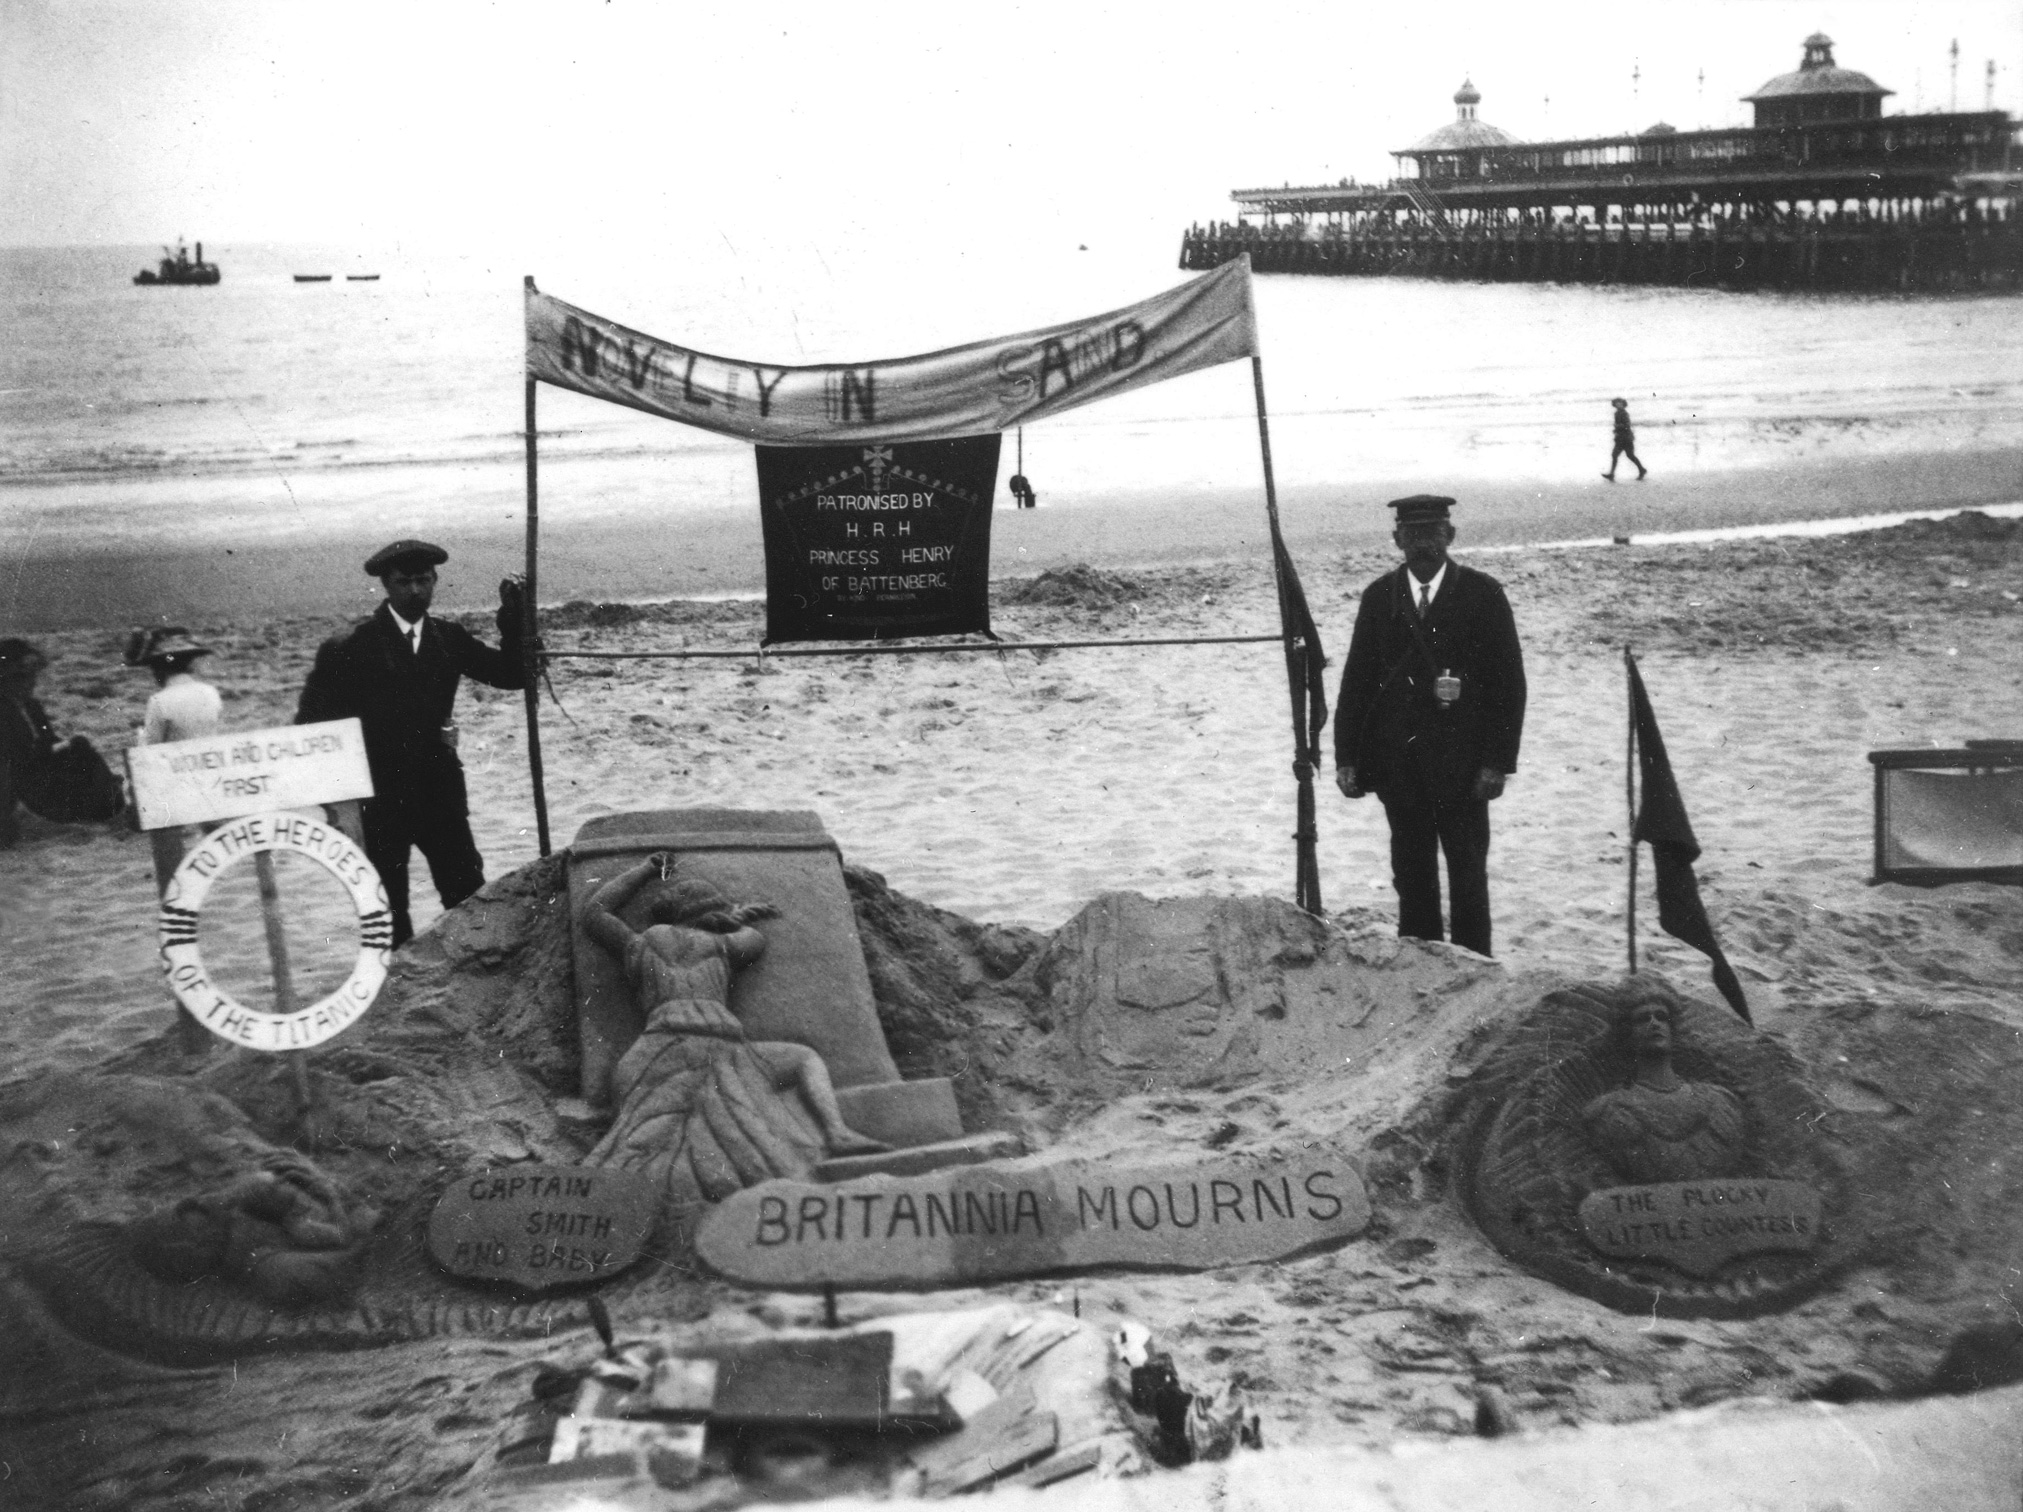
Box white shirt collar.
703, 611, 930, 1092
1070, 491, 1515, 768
388, 605, 426, 641
1406, 561, 1449, 604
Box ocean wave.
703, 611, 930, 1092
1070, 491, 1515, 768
0, 430, 744, 486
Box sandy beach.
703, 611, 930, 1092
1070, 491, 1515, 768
5, 473, 2023, 1069
3, 484, 2022, 1510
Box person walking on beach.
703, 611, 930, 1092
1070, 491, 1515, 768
1333, 495, 1526, 957
1604, 397, 1647, 481
0, 639, 125, 849
295, 540, 528, 948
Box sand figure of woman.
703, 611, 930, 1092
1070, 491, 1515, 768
584, 854, 886, 1216
1579, 979, 1747, 1184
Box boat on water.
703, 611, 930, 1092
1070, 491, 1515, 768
133, 240, 220, 286
293, 274, 333, 283
345, 274, 380, 281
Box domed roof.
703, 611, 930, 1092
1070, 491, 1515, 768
1745, 32, 1892, 102
1404, 78, 1521, 152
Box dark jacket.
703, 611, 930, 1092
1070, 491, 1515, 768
1, 692, 123, 830
296, 603, 525, 818
1334, 562, 1526, 800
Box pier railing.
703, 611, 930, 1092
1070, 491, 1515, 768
1178, 216, 2022, 293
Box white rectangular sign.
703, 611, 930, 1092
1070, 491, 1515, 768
127, 718, 374, 830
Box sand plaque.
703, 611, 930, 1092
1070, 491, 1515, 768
1579, 1180, 1821, 1277
428, 1165, 656, 1291
696, 1150, 1368, 1288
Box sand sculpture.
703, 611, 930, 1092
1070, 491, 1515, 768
123, 1150, 380, 1308
1576, 983, 1749, 1185
567, 812, 1004, 1207
1461, 975, 1847, 1318
581, 851, 891, 1213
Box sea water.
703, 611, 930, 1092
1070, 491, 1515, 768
4, 235, 2020, 618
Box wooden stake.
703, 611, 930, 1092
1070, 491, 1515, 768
253, 849, 315, 1140
522, 282, 553, 859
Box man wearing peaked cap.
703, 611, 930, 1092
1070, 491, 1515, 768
363, 538, 449, 577
1333, 495, 1527, 957
297, 539, 530, 948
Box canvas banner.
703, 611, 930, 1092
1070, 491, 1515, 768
757, 436, 999, 643
526, 258, 1256, 444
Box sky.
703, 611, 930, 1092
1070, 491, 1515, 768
4, 0, 2021, 264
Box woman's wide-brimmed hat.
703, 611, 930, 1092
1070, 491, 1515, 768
124, 627, 213, 667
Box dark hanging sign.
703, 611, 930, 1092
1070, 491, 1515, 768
756, 436, 1001, 644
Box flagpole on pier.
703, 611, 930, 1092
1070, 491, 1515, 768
523, 276, 552, 858
1624, 645, 1638, 974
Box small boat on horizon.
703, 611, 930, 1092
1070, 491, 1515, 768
134, 239, 220, 286
345, 274, 380, 281
294, 274, 333, 283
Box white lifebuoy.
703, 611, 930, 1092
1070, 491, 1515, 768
160, 811, 392, 1051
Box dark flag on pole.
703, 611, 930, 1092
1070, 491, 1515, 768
1626, 651, 1751, 1021
1270, 524, 1328, 914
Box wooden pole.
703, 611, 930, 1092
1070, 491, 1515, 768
253, 849, 315, 1139
1251, 355, 1322, 915
523, 276, 553, 859
1624, 645, 1638, 975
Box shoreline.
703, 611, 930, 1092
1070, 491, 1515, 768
3, 448, 2019, 632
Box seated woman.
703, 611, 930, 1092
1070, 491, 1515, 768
0, 639, 124, 848
584, 854, 886, 1216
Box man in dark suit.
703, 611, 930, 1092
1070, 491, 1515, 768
1334, 496, 1526, 956
297, 540, 528, 948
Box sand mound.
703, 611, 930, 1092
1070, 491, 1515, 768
4, 848, 2022, 1504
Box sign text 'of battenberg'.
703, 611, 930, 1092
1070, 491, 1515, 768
126, 718, 373, 832
523, 260, 1257, 445
427, 1164, 657, 1292
696, 1151, 1370, 1288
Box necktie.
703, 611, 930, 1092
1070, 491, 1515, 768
408, 624, 421, 655
1417, 583, 1431, 617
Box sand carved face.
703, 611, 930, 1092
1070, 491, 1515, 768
1627, 994, 1674, 1061
1580, 987, 1746, 1184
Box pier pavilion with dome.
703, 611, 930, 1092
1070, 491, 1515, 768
1179, 34, 2020, 292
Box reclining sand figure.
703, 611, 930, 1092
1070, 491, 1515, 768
584, 853, 886, 1214
126, 1150, 380, 1309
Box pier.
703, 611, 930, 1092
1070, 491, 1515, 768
1182, 35, 2021, 294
